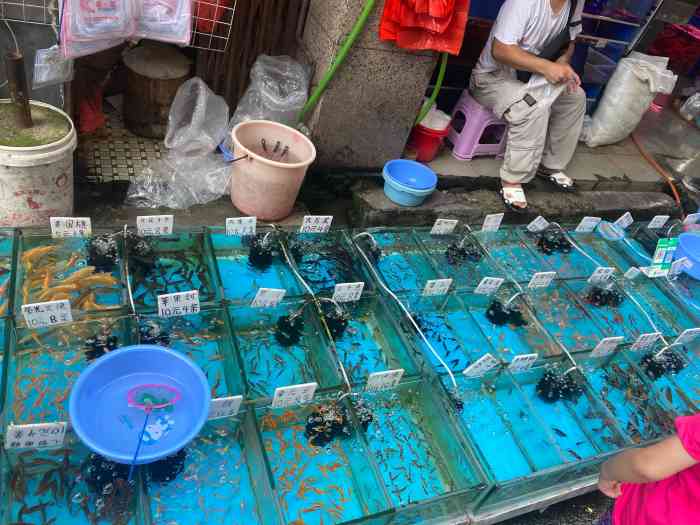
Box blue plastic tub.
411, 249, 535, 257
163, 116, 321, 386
674, 233, 700, 280
383, 160, 437, 207
69, 345, 211, 465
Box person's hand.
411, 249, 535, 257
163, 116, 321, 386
598, 477, 623, 498
544, 62, 581, 87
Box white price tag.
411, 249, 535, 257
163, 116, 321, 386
528, 271, 557, 289
50, 217, 92, 238
474, 277, 504, 296
683, 213, 700, 226
272, 382, 318, 409
591, 336, 625, 358
300, 215, 333, 234
614, 212, 633, 230
527, 216, 550, 233
209, 395, 244, 420
226, 217, 257, 236
588, 267, 616, 285
5, 422, 67, 449
508, 354, 538, 373
251, 288, 287, 308
137, 215, 174, 236
365, 369, 405, 392
647, 215, 670, 230
22, 300, 73, 328
631, 332, 662, 351
158, 291, 200, 318
463, 353, 500, 378
423, 279, 453, 297
431, 219, 459, 235
674, 328, 700, 347
640, 266, 668, 278
333, 282, 365, 303
575, 216, 602, 233
670, 257, 693, 276
624, 267, 642, 280
482, 213, 504, 232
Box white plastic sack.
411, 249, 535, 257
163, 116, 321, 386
125, 152, 231, 209
33, 46, 74, 89
583, 53, 678, 147
680, 93, 700, 122
134, 0, 192, 46
165, 77, 230, 156
227, 55, 310, 142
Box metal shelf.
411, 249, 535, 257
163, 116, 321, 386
581, 12, 642, 28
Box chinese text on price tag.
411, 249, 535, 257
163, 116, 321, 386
592, 336, 624, 358
588, 267, 615, 285
683, 213, 700, 225
137, 215, 173, 236
251, 288, 287, 308
647, 215, 670, 230
475, 277, 504, 296
575, 216, 601, 233
5, 422, 67, 449
209, 396, 244, 420
528, 271, 556, 289
675, 328, 700, 346
226, 217, 256, 236
333, 282, 364, 303
300, 215, 333, 233
614, 212, 633, 229
527, 216, 550, 233
670, 257, 693, 276
631, 332, 662, 351
22, 300, 72, 328
482, 213, 504, 232
509, 354, 538, 373
158, 291, 200, 318
431, 219, 458, 235
423, 279, 452, 296
463, 353, 500, 378
272, 383, 318, 409
50, 217, 92, 238
366, 369, 405, 392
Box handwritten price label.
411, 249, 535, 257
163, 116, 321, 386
272, 383, 318, 409
21, 300, 72, 328
670, 257, 693, 277
300, 216, 333, 234
631, 332, 662, 352
463, 353, 500, 378
50, 217, 92, 238
158, 291, 200, 318
474, 277, 504, 296
575, 217, 602, 233
251, 288, 287, 308
137, 215, 173, 236
226, 217, 257, 236
366, 369, 405, 392
588, 267, 615, 285
423, 279, 452, 297
683, 213, 700, 226
5, 422, 67, 449
614, 212, 633, 230
527, 216, 550, 233
647, 215, 670, 230
482, 213, 505, 232
209, 396, 244, 420
509, 354, 538, 373
528, 272, 556, 289
431, 219, 459, 235
591, 336, 625, 358
333, 282, 364, 303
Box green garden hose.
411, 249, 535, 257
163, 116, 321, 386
415, 52, 449, 125
297, 0, 377, 123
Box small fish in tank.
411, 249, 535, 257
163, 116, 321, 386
139, 319, 172, 346
146, 449, 188, 484
587, 286, 624, 307
305, 402, 352, 447
535, 227, 572, 255
640, 349, 687, 381
84, 333, 120, 361
536, 368, 584, 403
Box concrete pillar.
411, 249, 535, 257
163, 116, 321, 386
300, 0, 437, 170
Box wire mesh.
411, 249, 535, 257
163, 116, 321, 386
190, 0, 236, 53
0, 0, 59, 27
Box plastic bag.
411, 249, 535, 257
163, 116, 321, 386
227, 55, 310, 140
62, 0, 135, 42
680, 93, 700, 122
582, 53, 678, 147
134, 0, 192, 45
165, 77, 230, 156
33, 46, 74, 89
125, 152, 231, 209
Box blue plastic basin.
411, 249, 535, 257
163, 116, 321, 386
382, 160, 437, 207
69, 345, 211, 465
674, 233, 700, 280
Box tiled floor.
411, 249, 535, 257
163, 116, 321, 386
77, 102, 163, 184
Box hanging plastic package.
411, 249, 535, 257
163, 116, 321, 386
33, 45, 74, 89
62, 0, 135, 42
134, 0, 193, 46
164, 77, 230, 156
583, 52, 678, 147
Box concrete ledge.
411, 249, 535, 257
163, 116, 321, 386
350, 180, 680, 227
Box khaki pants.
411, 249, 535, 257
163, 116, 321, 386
470, 71, 586, 184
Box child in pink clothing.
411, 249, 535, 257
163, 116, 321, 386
597, 414, 700, 525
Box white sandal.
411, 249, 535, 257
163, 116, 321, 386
500, 184, 528, 213
537, 170, 575, 192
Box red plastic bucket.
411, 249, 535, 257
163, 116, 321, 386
409, 123, 450, 162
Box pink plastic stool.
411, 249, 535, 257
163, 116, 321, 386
447, 91, 508, 161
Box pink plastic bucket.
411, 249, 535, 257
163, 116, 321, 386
230, 120, 316, 221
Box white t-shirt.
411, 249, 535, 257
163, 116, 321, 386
474, 0, 583, 75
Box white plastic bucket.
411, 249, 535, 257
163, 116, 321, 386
230, 120, 316, 221
0, 100, 77, 227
